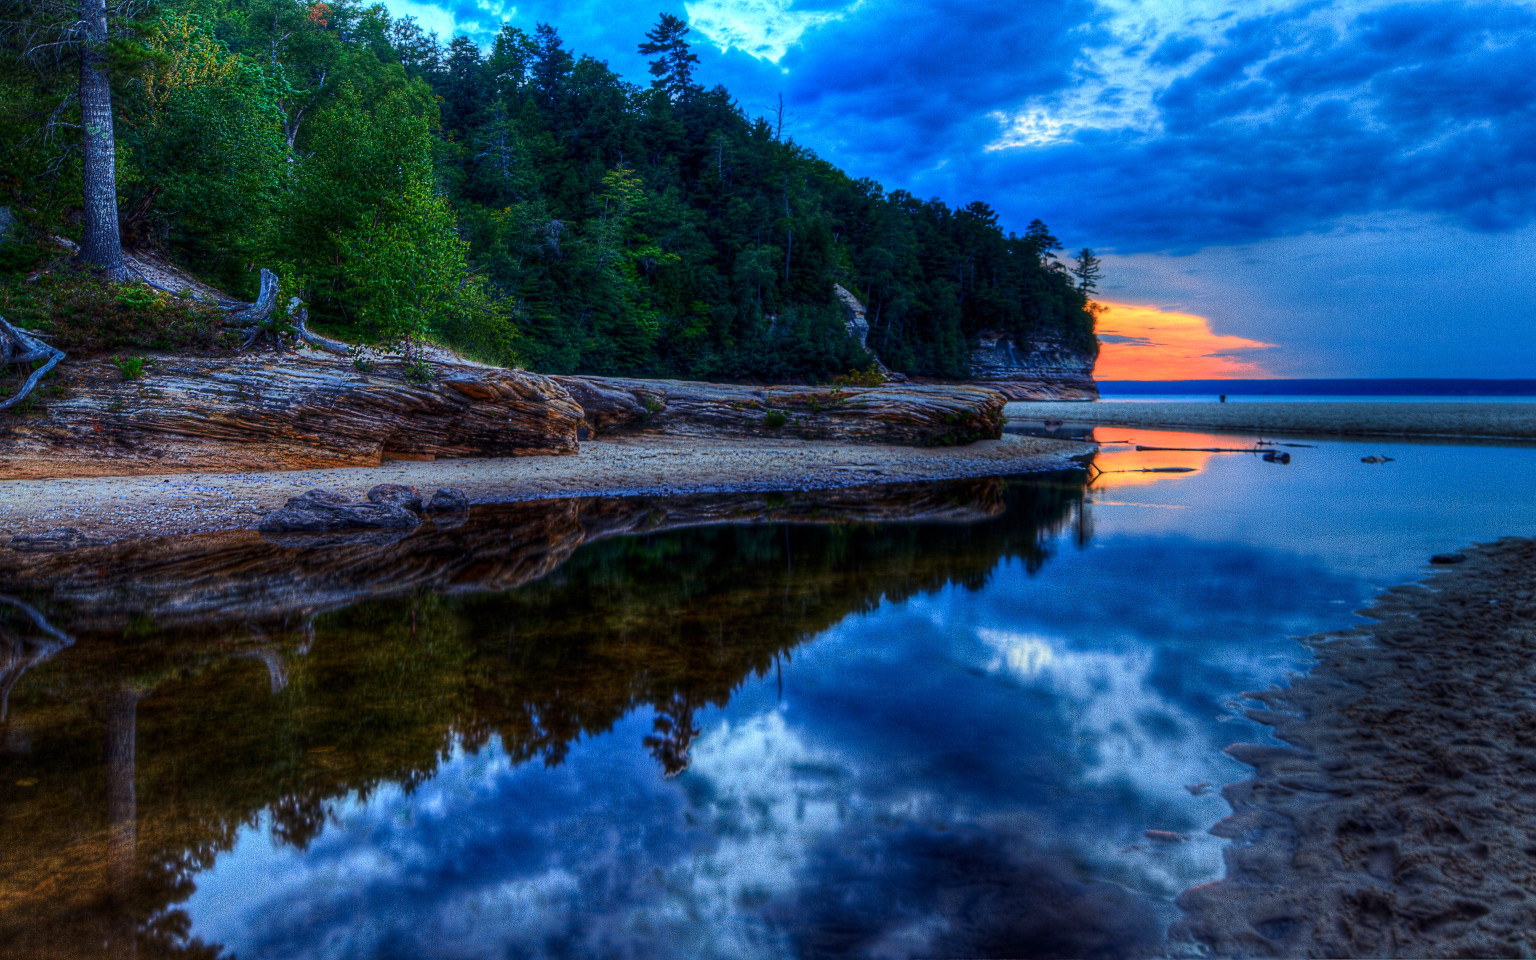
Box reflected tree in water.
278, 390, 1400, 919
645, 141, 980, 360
0, 474, 1088, 957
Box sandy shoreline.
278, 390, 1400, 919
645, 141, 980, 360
1174, 537, 1536, 957
1006, 400, 1536, 441
0, 433, 1092, 543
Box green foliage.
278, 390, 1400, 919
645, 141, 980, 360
110, 355, 148, 380
0, 2, 1094, 380
0, 269, 229, 355
763, 408, 787, 429
833, 363, 890, 388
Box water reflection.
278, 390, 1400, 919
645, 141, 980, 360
0, 477, 1089, 959
10, 431, 1535, 960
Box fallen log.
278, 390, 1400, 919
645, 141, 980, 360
1134, 445, 1270, 453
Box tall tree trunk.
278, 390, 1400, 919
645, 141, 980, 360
78, 0, 127, 279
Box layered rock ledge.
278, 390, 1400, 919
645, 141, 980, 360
0, 354, 582, 480
553, 375, 1006, 446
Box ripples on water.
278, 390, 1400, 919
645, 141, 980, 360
4, 429, 1536, 959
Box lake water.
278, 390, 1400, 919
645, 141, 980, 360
4, 427, 1536, 959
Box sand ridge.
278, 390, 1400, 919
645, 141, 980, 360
1173, 537, 1536, 958
1007, 400, 1536, 441
0, 432, 1092, 543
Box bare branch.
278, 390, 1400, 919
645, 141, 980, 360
0, 315, 66, 411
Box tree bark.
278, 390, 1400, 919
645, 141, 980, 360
78, 0, 127, 279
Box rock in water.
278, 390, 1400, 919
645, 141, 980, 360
0, 354, 583, 480
1431, 552, 1468, 564
425, 488, 470, 513
258, 489, 422, 533
367, 484, 424, 513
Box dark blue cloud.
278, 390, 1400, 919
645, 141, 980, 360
399, 0, 1534, 374
941, 1, 1536, 251
421, 0, 1536, 251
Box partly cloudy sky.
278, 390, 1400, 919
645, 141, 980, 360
392, 0, 1535, 378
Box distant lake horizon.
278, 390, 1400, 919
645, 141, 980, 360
1096, 378, 1536, 402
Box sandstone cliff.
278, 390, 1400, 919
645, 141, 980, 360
828, 285, 1097, 400
552, 375, 1005, 447
0, 353, 582, 480
968, 330, 1099, 400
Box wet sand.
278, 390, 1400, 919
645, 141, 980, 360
1006, 400, 1536, 441
1174, 537, 1536, 958
0, 432, 1091, 542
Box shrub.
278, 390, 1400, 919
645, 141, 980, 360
0, 269, 230, 356
111, 355, 148, 380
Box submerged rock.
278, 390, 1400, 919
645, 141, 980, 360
425, 488, 470, 513
258, 488, 421, 533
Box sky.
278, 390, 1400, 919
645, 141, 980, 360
388, 0, 1535, 379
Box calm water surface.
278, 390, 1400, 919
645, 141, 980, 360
4, 428, 1536, 959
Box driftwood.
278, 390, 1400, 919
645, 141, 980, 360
220, 269, 348, 356
1134, 445, 1271, 453
129, 261, 351, 356
0, 315, 66, 411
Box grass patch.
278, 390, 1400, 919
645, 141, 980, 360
0, 267, 233, 357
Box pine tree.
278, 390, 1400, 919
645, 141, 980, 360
1071, 248, 1102, 295
638, 13, 699, 103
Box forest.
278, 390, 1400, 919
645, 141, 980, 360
0, 0, 1098, 381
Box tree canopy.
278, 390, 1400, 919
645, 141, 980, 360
0, 1, 1098, 379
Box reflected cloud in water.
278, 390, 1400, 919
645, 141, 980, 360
4, 437, 1536, 958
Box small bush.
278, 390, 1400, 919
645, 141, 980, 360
763, 409, 787, 429
833, 363, 889, 388
111, 355, 147, 380
402, 356, 434, 384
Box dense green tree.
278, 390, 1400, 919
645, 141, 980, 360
0, 2, 1096, 379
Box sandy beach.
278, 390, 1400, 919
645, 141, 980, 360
0, 432, 1092, 543
1006, 400, 1536, 441
1174, 537, 1536, 957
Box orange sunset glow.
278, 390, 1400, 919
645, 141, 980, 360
1093, 301, 1276, 380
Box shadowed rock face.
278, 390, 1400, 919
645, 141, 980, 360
969, 331, 1099, 401
0, 354, 582, 479
553, 375, 1006, 446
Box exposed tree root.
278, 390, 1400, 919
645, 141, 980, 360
0, 315, 66, 411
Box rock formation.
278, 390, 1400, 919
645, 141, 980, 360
831, 284, 902, 377
968, 330, 1099, 400
552, 375, 1005, 446
0, 353, 582, 480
